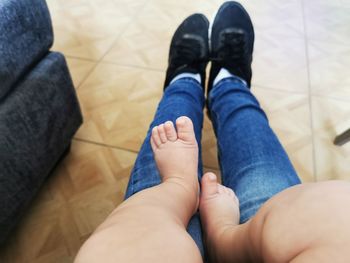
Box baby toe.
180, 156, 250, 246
151, 126, 162, 147
158, 124, 168, 143
164, 121, 177, 141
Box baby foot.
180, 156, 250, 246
150, 116, 199, 208
199, 172, 240, 261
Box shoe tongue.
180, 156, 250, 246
214, 28, 246, 61
182, 34, 207, 58
172, 38, 204, 66
220, 28, 245, 45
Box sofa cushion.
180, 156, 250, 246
0, 52, 83, 244
0, 0, 53, 100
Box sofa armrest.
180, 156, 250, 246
0, 0, 53, 100
0, 52, 82, 244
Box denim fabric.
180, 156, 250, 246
125, 76, 301, 257
0, 52, 82, 245
208, 77, 301, 223
0, 0, 53, 100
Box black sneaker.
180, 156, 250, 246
164, 14, 210, 90
208, 1, 254, 93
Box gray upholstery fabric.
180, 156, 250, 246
0, 0, 82, 245
0, 0, 53, 100
0, 52, 83, 244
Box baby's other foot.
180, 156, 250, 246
199, 172, 240, 262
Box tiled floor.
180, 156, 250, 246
1, 0, 350, 262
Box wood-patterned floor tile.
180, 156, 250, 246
103, 2, 195, 69
308, 41, 350, 101
311, 96, 350, 181
66, 58, 96, 88
240, 0, 304, 38
252, 35, 308, 92
0, 141, 136, 263
75, 63, 163, 150
305, 0, 350, 8
46, 0, 62, 12
48, 0, 146, 60
304, 0, 350, 45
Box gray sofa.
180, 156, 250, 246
0, 0, 82, 244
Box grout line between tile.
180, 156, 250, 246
301, 0, 318, 182
74, 62, 98, 91
74, 63, 100, 90
73, 138, 139, 154
65, 55, 98, 63
97, 61, 165, 73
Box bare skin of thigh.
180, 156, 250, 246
200, 175, 350, 263
75, 116, 350, 263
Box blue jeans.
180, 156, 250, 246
124, 76, 301, 257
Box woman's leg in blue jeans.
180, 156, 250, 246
208, 76, 301, 223
124, 77, 205, 256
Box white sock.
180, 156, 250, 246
213, 68, 234, 86
213, 68, 248, 87
170, 72, 201, 85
